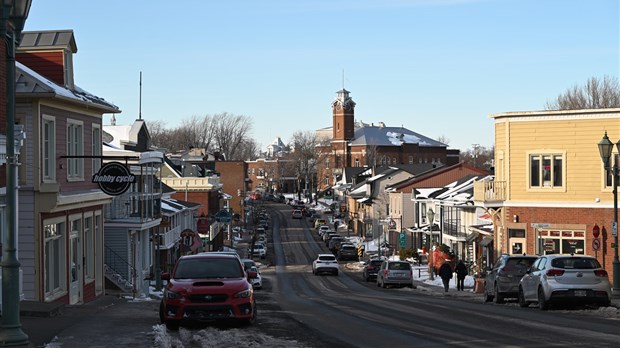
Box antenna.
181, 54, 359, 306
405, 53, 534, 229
342, 69, 344, 89
139, 71, 142, 120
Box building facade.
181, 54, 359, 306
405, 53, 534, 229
474, 108, 620, 283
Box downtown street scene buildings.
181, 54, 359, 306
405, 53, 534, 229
1, 13, 620, 323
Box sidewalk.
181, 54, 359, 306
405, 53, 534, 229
411, 276, 620, 309
20, 293, 159, 348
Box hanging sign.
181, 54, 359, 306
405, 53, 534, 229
92, 162, 136, 196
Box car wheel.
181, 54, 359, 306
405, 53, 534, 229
538, 287, 549, 310
494, 284, 505, 304
518, 287, 530, 308
484, 286, 493, 302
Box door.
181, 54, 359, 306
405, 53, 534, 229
69, 232, 82, 304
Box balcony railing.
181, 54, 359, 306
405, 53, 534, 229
105, 193, 162, 221
161, 176, 221, 191
473, 180, 506, 203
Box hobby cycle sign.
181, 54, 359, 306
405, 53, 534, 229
92, 162, 136, 195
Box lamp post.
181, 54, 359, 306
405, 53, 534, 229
1, 1, 32, 346
427, 208, 435, 280
598, 131, 620, 293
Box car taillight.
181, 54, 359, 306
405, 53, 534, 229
594, 269, 608, 277
383, 270, 390, 276
546, 269, 565, 276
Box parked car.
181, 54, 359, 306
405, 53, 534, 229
328, 236, 345, 252
362, 259, 384, 282
247, 266, 263, 289
251, 244, 267, 259
318, 225, 331, 237
518, 254, 611, 310
314, 219, 328, 229
159, 253, 257, 329
292, 209, 303, 219
312, 254, 339, 276
337, 244, 358, 261
376, 260, 413, 288
484, 254, 538, 303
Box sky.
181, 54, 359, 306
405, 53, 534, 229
24, 0, 619, 153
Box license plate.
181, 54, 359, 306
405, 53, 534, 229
574, 290, 587, 297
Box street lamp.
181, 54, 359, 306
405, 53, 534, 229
427, 208, 435, 280
598, 131, 620, 293
1, 1, 32, 346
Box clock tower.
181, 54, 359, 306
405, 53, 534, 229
332, 88, 355, 141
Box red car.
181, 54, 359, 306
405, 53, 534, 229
159, 253, 257, 329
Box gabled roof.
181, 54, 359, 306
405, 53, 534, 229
15, 61, 119, 113
20, 30, 77, 53
387, 162, 490, 192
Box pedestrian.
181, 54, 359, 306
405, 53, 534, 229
438, 261, 453, 292
455, 260, 468, 291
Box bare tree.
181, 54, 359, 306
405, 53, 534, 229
235, 138, 261, 161
546, 75, 620, 110
436, 135, 450, 146
289, 130, 320, 196
212, 112, 253, 160
460, 144, 494, 170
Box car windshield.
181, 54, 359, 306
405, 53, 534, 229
388, 262, 410, 270
504, 257, 536, 271
173, 258, 244, 279
319, 255, 336, 261
370, 260, 383, 266
551, 257, 601, 269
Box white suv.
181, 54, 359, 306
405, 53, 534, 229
312, 254, 339, 276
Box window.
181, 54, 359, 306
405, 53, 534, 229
538, 229, 585, 255
84, 215, 94, 280
42, 115, 56, 182
409, 156, 413, 164
529, 153, 564, 188
44, 218, 66, 298
92, 125, 102, 176
67, 120, 84, 180
354, 158, 360, 167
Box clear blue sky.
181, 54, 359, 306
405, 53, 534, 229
24, 0, 619, 153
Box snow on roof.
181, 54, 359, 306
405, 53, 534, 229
16, 62, 119, 113
349, 125, 446, 147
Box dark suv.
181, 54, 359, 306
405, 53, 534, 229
159, 253, 257, 329
484, 254, 538, 303
362, 259, 384, 282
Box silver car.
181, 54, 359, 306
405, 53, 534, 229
376, 260, 413, 288
518, 254, 611, 310
484, 254, 538, 303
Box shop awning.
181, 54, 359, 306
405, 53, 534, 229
479, 236, 493, 247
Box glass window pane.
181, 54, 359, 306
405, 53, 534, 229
553, 156, 562, 186
530, 155, 540, 187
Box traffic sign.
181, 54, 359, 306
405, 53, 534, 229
399, 232, 406, 248
592, 238, 601, 251
613, 222, 618, 237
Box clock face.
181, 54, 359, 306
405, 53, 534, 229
335, 104, 342, 110
344, 103, 351, 110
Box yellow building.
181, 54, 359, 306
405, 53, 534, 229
475, 108, 620, 283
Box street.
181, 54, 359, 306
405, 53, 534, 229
29, 201, 620, 347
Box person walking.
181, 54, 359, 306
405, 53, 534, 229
455, 260, 468, 291
438, 261, 453, 292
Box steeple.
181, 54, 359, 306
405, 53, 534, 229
332, 88, 355, 141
